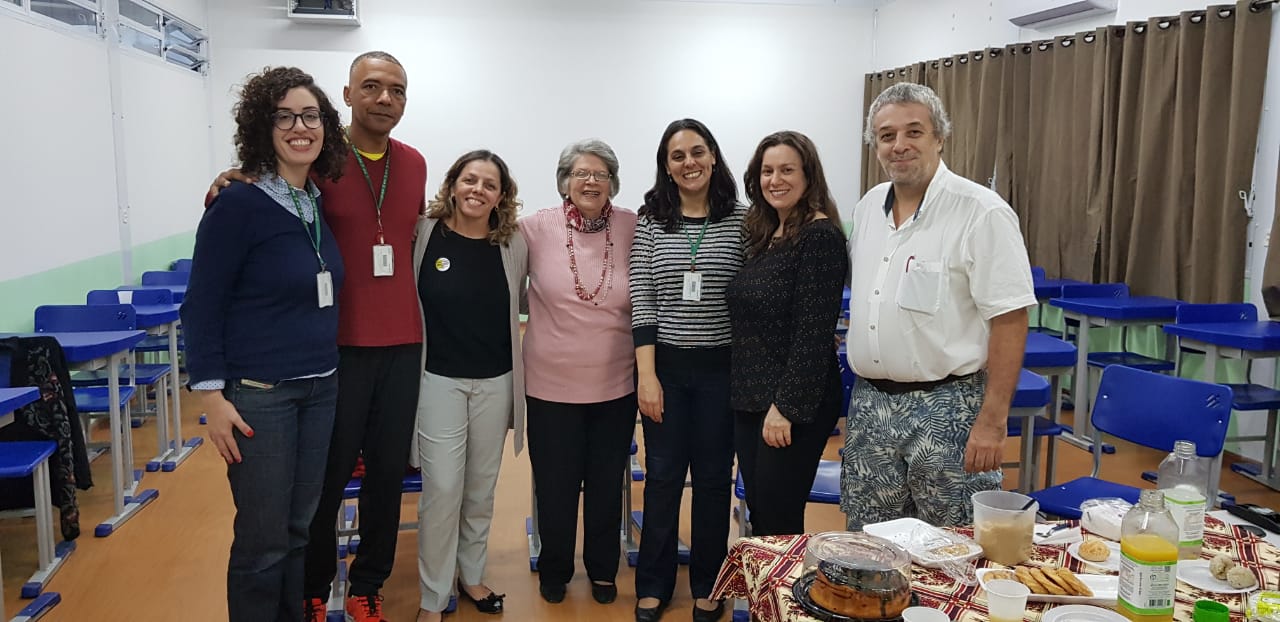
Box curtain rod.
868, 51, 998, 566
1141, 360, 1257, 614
1253, 0, 1277, 8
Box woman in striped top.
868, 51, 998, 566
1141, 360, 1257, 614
630, 118, 744, 622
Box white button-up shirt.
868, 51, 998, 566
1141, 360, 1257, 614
846, 161, 1036, 382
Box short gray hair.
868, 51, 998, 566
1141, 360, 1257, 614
863, 82, 952, 145
556, 139, 621, 199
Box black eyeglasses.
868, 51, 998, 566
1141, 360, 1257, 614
271, 110, 323, 130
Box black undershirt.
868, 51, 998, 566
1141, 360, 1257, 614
418, 223, 512, 379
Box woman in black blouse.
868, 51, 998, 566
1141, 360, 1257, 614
726, 130, 849, 536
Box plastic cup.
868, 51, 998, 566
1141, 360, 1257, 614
972, 490, 1037, 566
1193, 600, 1230, 622
902, 606, 951, 622
117, 290, 133, 304
986, 579, 1031, 622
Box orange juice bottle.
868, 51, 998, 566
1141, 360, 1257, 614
1117, 489, 1179, 622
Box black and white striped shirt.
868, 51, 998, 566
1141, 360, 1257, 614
629, 206, 746, 349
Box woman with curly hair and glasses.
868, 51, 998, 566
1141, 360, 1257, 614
180, 66, 348, 621
726, 130, 848, 537
411, 150, 527, 622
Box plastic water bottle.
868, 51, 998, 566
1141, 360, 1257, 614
1157, 440, 1207, 560
1118, 489, 1179, 622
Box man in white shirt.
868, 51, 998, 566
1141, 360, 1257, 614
841, 83, 1037, 529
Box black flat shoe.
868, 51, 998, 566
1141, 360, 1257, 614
457, 582, 505, 614
539, 582, 566, 604
692, 599, 726, 622
635, 600, 668, 622
591, 581, 618, 604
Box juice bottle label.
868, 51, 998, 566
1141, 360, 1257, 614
1163, 490, 1205, 548
1118, 552, 1176, 616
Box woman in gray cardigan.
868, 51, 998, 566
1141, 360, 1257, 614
410, 150, 528, 622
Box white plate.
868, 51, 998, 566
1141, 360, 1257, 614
1176, 559, 1260, 594
1041, 604, 1129, 622
976, 568, 1119, 606
1067, 541, 1121, 573
863, 517, 983, 568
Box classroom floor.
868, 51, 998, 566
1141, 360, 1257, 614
3, 402, 1279, 621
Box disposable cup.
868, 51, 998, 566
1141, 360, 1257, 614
985, 579, 1031, 622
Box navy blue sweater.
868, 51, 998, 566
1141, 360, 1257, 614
182, 181, 345, 384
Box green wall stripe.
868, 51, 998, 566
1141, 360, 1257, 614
0, 231, 194, 333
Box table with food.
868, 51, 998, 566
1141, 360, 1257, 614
711, 489, 1280, 622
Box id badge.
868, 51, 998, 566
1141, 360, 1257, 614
373, 244, 394, 277
682, 271, 703, 302
317, 271, 334, 308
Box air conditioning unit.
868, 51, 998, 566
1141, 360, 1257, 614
1007, 0, 1117, 30
286, 0, 360, 26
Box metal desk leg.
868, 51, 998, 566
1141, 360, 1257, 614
162, 320, 201, 471
1073, 313, 1094, 440
1204, 345, 1225, 507
1045, 374, 1061, 488
94, 351, 159, 537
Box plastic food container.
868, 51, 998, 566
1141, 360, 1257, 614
804, 532, 914, 620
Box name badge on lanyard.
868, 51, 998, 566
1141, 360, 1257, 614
682, 272, 703, 302
317, 271, 334, 308
373, 244, 394, 277
350, 132, 393, 278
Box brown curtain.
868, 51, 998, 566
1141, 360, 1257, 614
860, 0, 1271, 303
1101, 3, 1269, 302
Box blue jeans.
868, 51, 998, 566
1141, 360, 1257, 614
224, 375, 337, 622
636, 352, 734, 602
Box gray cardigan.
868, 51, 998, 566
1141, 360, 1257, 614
412, 216, 529, 454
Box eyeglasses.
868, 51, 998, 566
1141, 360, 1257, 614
271, 110, 323, 131
570, 169, 612, 182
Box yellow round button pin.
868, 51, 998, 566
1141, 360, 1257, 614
435, 257, 451, 272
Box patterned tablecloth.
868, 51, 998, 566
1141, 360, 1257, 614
711, 516, 1280, 622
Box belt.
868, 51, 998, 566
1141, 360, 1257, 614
862, 372, 978, 396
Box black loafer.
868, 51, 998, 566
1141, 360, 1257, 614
692, 600, 726, 622
539, 582, 566, 604
635, 600, 668, 622
458, 582, 505, 614
591, 581, 618, 604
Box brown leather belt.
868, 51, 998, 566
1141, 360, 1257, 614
862, 372, 978, 396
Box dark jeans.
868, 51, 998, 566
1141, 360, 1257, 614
734, 385, 841, 536
303, 343, 422, 599
635, 356, 734, 602
224, 374, 337, 622
526, 393, 636, 587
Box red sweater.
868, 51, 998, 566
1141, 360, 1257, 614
316, 138, 427, 346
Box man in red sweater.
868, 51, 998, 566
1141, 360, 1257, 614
209, 51, 426, 622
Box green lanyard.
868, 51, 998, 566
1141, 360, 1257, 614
347, 130, 391, 244
289, 185, 326, 272
682, 215, 711, 271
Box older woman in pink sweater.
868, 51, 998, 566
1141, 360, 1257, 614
520, 138, 637, 608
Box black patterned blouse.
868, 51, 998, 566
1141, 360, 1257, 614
726, 218, 849, 423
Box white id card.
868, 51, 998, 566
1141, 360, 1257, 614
317, 271, 334, 308
682, 271, 703, 302
373, 244, 394, 277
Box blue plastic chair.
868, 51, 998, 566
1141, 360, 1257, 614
34, 305, 156, 467
1028, 366, 1232, 518
1171, 303, 1280, 482
141, 270, 190, 286
169, 259, 193, 272
1032, 266, 1046, 281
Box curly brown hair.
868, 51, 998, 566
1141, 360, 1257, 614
743, 131, 844, 258
233, 66, 347, 182
426, 150, 521, 246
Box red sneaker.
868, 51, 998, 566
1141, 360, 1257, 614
304, 597, 326, 622
345, 594, 387, 622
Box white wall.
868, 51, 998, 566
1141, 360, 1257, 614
0, 16, 120, 280
0, 0, 213, 283
206, 0, 876, 218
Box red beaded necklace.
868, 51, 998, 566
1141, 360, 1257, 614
563, 202, 614, 306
